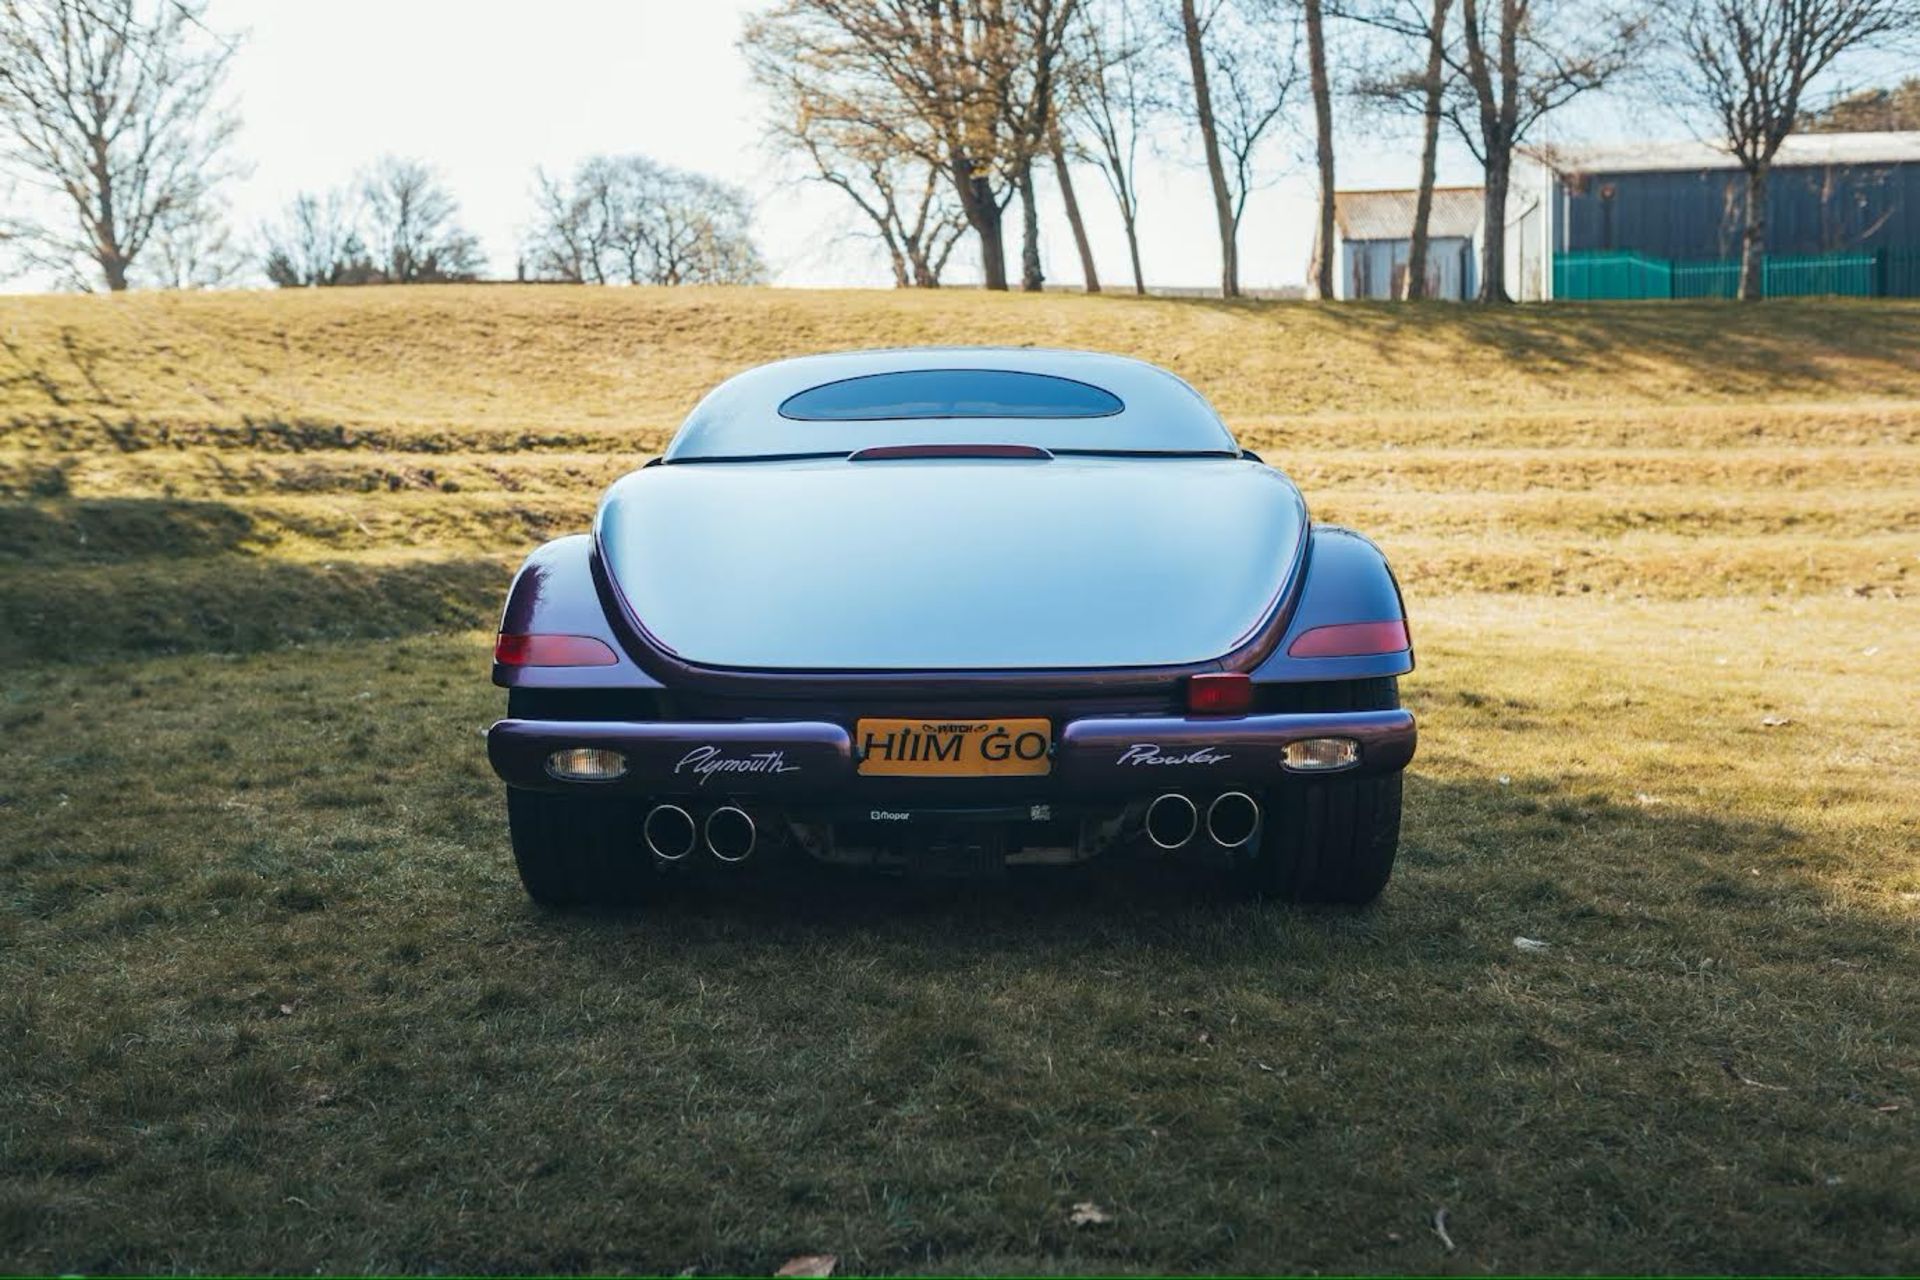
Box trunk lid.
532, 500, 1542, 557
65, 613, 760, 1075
595, 455, 1306, 671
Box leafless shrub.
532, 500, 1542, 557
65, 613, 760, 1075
524, 156, 765, 286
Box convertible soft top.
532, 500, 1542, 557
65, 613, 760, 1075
663, 347, 1239, 461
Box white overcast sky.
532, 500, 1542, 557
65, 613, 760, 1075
38, 1, 1915, 290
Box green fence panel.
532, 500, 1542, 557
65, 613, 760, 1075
1553, 251, 1672, 300
1556, 249, 1913, 299
1766, 253, 1877, 298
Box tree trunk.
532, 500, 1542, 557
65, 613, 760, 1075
954, 160, 1009, 291
1478, 153, 1511, 303
1017, 160, 1044, 292
1122, 207, 1146, 295
881, 227, 911, 288
976, 211, 1009, 291
1404, 0, 1453, 301
1050, 127, 1100, 293
1181, 0, 1239, 298
1305, 0, 1336, 301
91, 150, 131, 292
1739, 162, 1768, 301
910, 246, 936, 287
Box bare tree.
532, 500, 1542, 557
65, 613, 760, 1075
148, 197, 243, 288
0, 0, 241, 291
360, 157, 484, 284
1303, 0, 1337, 298
1668, 0, 1919, 299
1063, 0, 1160, 293
1403, 0, 1454, 298
261, 190, 380, 287
1016, 0, 1080, 291
1179, 0, 1300, 297
743, 0, 1081, 292
527, 163, 613, 285
744, 24, 965, 287
631, 163, 767, 285
1048, 120, 1101, 291
524, 155, 766, 287
792, 149, 966, 287
1346, 0, 1458, 299
1450, 0, 1648, 302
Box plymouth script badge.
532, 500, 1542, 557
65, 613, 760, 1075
856, 717, 1053, 777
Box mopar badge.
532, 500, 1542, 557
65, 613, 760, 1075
675, 745, 801, 786
1117, 744, 1231, 767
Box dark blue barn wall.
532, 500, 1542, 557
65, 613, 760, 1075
1561, 163, 1919, 259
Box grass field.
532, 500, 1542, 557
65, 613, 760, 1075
2, 286, 1917, 1274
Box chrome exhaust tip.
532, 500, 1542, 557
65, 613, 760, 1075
642, 804, 697, 861
1206, 791, 1261, 849
704, 805, 756, 863
1145, 793, 1199, 851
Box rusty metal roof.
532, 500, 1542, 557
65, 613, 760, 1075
1333, 187, 1484, 242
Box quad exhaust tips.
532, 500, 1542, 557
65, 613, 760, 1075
1206, 791, 1261, 849
704, 805, 757, 863
1145, 793, 1200, 850
643, 804, 697, 861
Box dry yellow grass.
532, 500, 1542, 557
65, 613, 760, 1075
2, 286, 1918, 1272
5, 285, 1920, 435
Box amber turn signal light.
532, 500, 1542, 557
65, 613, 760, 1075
546, 748, 628, 781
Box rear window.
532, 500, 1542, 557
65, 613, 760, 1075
778, 369, 1124, 421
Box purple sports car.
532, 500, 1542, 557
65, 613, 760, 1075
487, 348, 1415, 905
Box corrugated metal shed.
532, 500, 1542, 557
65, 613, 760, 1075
1526, 134, 1920, 260
1333, 187, 1483, 241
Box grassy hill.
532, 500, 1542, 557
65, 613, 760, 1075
1, 287, 1917, 1273
6, 283, 1920, 436
3, 286, 1917, 659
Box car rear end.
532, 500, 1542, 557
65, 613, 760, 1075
485, 350, 1417, 905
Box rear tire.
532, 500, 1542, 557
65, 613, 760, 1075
1244, 677, 1405, 905
506, 787, 652, 907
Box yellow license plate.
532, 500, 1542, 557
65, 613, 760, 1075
856, 717, 1053, 777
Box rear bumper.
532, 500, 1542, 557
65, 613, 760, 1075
487, 710, 1415, 797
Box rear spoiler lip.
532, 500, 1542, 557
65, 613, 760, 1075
660, 447, 1244, 465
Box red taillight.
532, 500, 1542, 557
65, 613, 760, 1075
1286, 619, 1410, 658
1186, 672, 1254, 715
494, 633, 620, 667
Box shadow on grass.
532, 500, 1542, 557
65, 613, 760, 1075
0, 550, 509, 662
0, 497, 259, 563
7, 734, 1918, 1272
518, 770, 1889, 974
1164, 294, 1920, 395
0, 412, 649, 455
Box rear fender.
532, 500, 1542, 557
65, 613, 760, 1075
494, 535, 662, 690
1251, 526, 1413, 683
